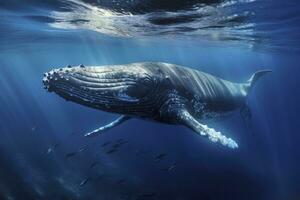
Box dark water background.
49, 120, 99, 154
0, 0, 300, 199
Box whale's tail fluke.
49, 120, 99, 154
246, 70, 272, 93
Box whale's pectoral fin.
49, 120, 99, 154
84, 115, 131, 138
178, 110, 238, 149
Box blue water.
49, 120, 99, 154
0, 0, 300, 199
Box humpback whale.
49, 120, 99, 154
43, 62, 271, 149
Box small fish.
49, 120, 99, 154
116, 178, 126, 185
89, 161, 99, 169
46, 148, 53, 155
31, 126, 36, 131
106, 149, 118, 154
101, 141, 111, 147
65, 152, 77, 159
80, 177, 92, 187
79, 145, 88, 152
116, 138, 125, 143
154, 153, 167, 162
161, 163, 177, 171
112, 141, 128, 148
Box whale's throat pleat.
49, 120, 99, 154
53, 66, 161, 117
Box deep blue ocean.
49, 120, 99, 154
0, 0, 300, 199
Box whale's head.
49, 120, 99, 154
43, 64, 159, 115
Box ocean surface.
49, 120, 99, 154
0, 0, 300, 199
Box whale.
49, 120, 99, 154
43, 62, 271, 149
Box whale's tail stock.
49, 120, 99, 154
245, 69, 272, 93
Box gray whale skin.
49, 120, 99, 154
43, 62, 271, 149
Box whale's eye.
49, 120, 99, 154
117, 88, 140, 102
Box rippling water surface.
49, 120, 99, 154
1, 0, 300, 51
0, 0, 300, 200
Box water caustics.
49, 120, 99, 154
48, 0, 257, 41
1, 0, 300, 51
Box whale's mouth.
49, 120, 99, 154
43, 64, 155, 112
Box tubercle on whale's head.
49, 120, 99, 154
42, 64, 157, 111
43, 65, 84, 92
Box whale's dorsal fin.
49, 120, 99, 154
179, 109, 238, 149
85, 115, 131, 137
245, 70, 272, 93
